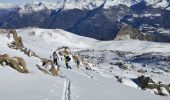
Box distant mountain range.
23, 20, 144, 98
0, 0, 170, 42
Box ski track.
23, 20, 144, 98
60, 72, 72, 100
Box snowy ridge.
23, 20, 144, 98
17, 28, 97, 49
1, 0, 170, 12
64, 0, 104, 10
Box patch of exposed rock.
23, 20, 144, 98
0, 54, 29, 73
115, 25, 152, 41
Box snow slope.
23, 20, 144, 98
0, 34, 65, 100
0, 28, 170, 100
17, 28, 170, 54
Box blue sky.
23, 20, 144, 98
0, 0, 61, 4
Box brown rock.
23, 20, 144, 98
115, 25, 147, 41
49, 65, 59, 76
15, 57, 29, 73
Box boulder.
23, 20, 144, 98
138, 75, 154, 89
40, 59, 59, 76
0, 54, 29, 73
49, 65, 59, 76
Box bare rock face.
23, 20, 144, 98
39, 59, 59, 76
115, 25, 148, 41
10, 29, 24, 48
15, 57, 30, 73
49, 65, 59, 76
137, 75, 170, 96
0, 54, 10, 66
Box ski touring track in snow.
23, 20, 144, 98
4, 37, 71, 100
60, 72, 72, 100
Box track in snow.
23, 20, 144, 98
80, 69, 94, 79
61, 73, 72, 100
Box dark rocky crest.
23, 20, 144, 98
114, 25, 148, 41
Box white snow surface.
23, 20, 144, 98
17, 28, 170, 54
0, 28, 170, 100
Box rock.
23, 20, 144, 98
138, 69, 147, 74
28, 49, 32, 57
138, 75, 154, 89
165, 56, 170, 62
42, 59, 53, 66
115, 25, 147, 41
158, 87, 170, 96
0, 54, 10, 63
15, 57, 29, 73
10, 29, 24, 48
0, 54, 29, 73
40, 59, 59, 76
85, 66, 91, 70
115, 76, 122, 83
10, 29, 17, 40
49, 65, 59, 76
8, 58, 25, 73
114, 62, 128, 70
57, 47, 71, 56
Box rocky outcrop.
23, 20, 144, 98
137, 75, 170, 96
0, 54, 29, 73
114, 25, 149, 41
10, 29, 24, 48
37, 59, 59, 76
114, 62, 128, 70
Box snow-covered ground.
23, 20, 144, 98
17, 28, 170, 54
0, 28, 170, 100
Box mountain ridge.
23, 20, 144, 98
0, 0, 170, 42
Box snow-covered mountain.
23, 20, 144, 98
0, 0, 170, 42
1, 0, 170, 11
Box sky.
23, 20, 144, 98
0, 0, 62, 4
